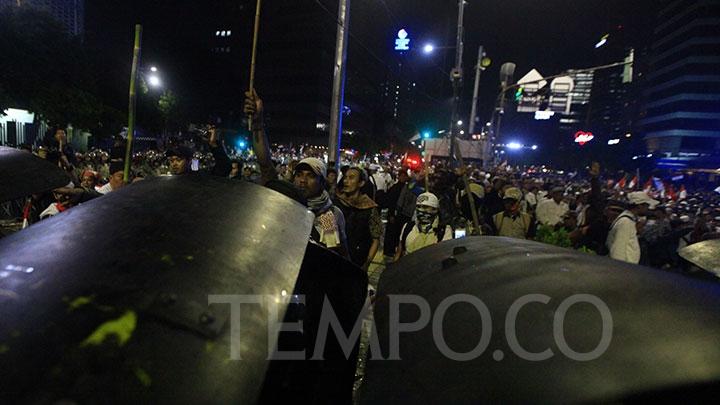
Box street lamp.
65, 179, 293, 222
422, 43, 435, 54
150, 66, 158, 72
507, 142, 522, 150
457, 120, 463, 126
148, 75, 161, 88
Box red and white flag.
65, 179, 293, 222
628, 176, 638, 189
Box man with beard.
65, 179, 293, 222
244, 89, 349, 258
335, 167, 382, 270
394, 192, 452, 260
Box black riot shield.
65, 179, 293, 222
359, 237, 720, 404
0, 175, 367, 404
0, 146, 71, 202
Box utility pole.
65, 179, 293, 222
123, 24, 142, 183
448, 0, 465, 164
468, 45, 485, 136
328, 0, 350, 165
490, 62, 516, 167
446, 1, 481, 235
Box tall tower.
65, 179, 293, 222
639, 0, 720, 167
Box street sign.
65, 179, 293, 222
516, 69, 547, 113
518, 69, 547, 88
549, 76, 574, 114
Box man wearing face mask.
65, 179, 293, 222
394, 192, 453, 260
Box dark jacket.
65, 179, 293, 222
335, 194, 381, 267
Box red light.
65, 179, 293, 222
406, 157, 421, 168
574, 131, 594, 146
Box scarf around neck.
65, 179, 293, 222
337, 192, 377, 210
307, 190, 333, 214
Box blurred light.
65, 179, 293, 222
148, 75, 161, 87
237, 140, 247, 149
459, 130, 465, 135
457, 120, 463, 126
595, 34, 609, 49
534, 111, 555, 120
438, 130, 446, 134
625, 133, 632, 138
632, 156, 638, 160
150, 66, 158, 72
574, 131, 594, 146
422, 131, 431, 139
507, 142, 522, 150
531, 145, 538, 150
423, 43, 435, 54
608, 139, 620, 145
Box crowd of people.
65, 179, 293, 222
2, 90, 719, 280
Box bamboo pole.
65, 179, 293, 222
248, 0, 263, 130
123, 24, 142, 183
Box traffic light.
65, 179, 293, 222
422, 131, 431, 139
515, 86, 524, 102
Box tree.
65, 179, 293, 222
157, 90, 181, 136
0, 7, 123, 134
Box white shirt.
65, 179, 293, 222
96, 183, 114, 195
401, 222, 452, 255
522, 192, 537, 212
606, 211, 640, 264
372, 172, 388, 193
535, 198, 569, 226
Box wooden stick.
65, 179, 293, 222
248, 0, 263, 131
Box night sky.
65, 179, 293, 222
353, 0, 658, 122
85, 0, 659, 134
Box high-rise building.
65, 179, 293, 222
1, 0, 84, 36
639, 0, 720, 168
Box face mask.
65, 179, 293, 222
416, 209, 437, 232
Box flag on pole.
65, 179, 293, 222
615, 175, 627, 189
22, 198, 32, 229
628, 176, 638, 189
643, 178, 653, 193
